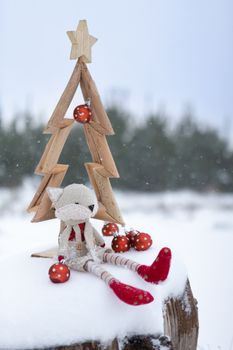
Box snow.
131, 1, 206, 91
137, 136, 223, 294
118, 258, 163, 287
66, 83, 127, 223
1, 180, 233, 349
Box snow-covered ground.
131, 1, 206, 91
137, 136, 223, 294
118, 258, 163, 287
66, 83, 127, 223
1, 180, 233, 350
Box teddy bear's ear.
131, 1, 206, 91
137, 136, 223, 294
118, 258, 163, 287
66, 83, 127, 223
46, 187, 63, 203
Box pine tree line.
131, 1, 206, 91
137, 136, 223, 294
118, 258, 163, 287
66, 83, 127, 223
0, 107, 232, 192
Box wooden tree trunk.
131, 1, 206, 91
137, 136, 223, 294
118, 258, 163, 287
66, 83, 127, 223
40, 279, 198, 350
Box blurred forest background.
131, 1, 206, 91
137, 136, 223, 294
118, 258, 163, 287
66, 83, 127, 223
0, 106, 232, 192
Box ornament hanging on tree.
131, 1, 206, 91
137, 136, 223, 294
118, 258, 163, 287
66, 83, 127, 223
102, 222, 119, 236
111, 234, 130, 253
133, 232, 153, 251
73, 103, 92, 124
48, 262, 70, 283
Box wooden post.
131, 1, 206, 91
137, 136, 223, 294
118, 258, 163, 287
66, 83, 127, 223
163, 279, 199, 350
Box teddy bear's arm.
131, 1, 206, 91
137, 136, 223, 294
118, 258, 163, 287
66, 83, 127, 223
92, 227, 105, 247
57, 226, 71, 258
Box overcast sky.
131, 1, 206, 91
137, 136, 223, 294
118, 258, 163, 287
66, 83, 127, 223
0, 0, 232, 133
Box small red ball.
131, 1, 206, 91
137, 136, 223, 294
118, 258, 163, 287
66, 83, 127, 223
111, 235, 130, 253
133, 232, 153, 251
125, 230, 140, 247
48, 263, 70, 283
73, 104, 92, 123
102, 222, 119, 236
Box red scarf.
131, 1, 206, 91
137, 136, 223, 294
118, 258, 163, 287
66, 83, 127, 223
68, 223, 86, 242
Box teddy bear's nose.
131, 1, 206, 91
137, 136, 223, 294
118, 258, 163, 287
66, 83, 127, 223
88, 205, 94, 212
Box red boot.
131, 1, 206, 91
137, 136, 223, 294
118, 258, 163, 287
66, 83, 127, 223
109, 280, 154, 306
137, 247, 172, 284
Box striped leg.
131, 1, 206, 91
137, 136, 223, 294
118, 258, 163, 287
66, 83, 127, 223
103, 252, 140, 272
84, 261, 115, 285
103, 248, 172, 285
85, 260, 153, 306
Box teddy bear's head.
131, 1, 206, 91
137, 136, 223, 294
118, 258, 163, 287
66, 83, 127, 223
47, 184, 98, 225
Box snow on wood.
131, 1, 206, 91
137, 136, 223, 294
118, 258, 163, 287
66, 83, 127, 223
1, 182, 233, 349
0, 231, 187, 349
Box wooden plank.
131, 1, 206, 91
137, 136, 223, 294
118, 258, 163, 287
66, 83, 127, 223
27, 205, 39, 213
80, 75, 114, 135
44, 119, 74, 134
35, 135, 55, 175
85, 162, 124, 225
35, 123, 74, 175
94, 167, 124, 225
79, 72, 111, 135
32, 207, 55, 223
95, 205, 120, 223
163, 279, 199, 350
80, 77, 101, 125
31, 248, 57, 259
27, 174, 51, 212
51, 164, 69, 175
28, 164, 68, 213
89, 120, 111, 135
85, 163, 102, 201
30, 165, 68, 222
92, 130, 119, 178
80, 63, 115, 135
83, 124, 119, 178
83, 125, 101, 164
44, 61, 81, 131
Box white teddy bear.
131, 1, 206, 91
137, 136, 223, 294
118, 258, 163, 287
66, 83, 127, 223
47, 183, 171, 306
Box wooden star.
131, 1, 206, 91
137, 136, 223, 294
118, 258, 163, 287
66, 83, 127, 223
67, 20, 97, 63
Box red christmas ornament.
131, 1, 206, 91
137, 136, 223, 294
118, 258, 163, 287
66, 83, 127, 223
133, 232, 153, 251
125, 229, 140, 247
102, 222, 119, 236
111, 235, 130, 253
48, 263, 70, 283
73, 104, 92, 123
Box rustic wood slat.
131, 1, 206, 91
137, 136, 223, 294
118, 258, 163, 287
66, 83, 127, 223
31, 248, 57, 259
163, 279, 199, 350
83, 124, 119, 178
30, 166, 68, 222
44, 62, 81, 132
85, 162, 124, 225
80, 62, 115, 135
79, 70, 112, 135
36, 124, 74, 175
28, 165, 68, 213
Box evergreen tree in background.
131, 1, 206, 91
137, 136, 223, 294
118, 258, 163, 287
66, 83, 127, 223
0, 106, 232, 192
173, 116, 233, 191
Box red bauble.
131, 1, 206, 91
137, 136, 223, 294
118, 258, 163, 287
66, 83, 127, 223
111, 235, 130, 253
125, 229, 140, 247
102, 222, 119, 236
73, 104, 92, 123
133, 232, 153, 251
48, 263, 70, 283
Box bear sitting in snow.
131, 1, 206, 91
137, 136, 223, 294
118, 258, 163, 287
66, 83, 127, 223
47, 183, 172, 306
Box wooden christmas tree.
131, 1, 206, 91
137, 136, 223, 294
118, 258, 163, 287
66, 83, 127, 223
27, 20, 124, 227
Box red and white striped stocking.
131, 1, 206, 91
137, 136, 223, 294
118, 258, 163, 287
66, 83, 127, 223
103, 248, 172, 285
84, 260, 153, 306
103, 252, 140, 272
85, 260, 114, 285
